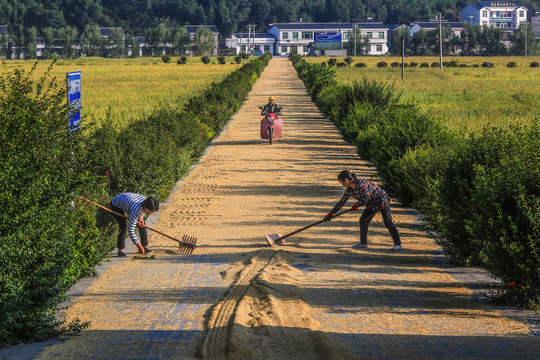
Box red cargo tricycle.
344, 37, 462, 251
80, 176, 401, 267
259, 106, 283, 144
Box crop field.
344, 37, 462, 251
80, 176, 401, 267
1, 57, 242, 128
305, 56, 540, 132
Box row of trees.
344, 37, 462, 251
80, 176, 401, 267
1, 0, 539, 38
0, 24, 216, 59
389, 23, 540, 56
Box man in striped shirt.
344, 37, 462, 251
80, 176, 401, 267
111, 193, 159, 257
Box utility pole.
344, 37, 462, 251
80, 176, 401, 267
402, 35, 405, 80
439, 13, 443, 69
524, 21, 528, 56
252, 24, 256, 55
247, 24, 251, 55
353, 23, 357, 57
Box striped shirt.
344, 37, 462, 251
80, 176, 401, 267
332, 178, 391, 213
112, 192, 147, 245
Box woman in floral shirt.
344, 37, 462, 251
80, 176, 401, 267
324, 170, 402, 251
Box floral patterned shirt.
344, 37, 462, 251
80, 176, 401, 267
332, 178, 391, 212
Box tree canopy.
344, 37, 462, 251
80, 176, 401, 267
1, 0, 538, 37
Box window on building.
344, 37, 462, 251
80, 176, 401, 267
483, 10, 488, 17
378, 32, 384, 38
483, 21, 488, 26
241, 45, 247, 52
376, 44, 382, 52
281, 46, 288, 53
303, 46, 309, 53
367, 32, 373, 38
264, 45, 270, 52
292, 32, 298, 39
282, 32, 288, 39
345, 32, 351, 39
301, 31, 313, 39
519, 10, 524, 17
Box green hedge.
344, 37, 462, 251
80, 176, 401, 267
0, 53, 271, 346
291, 53, 540, 309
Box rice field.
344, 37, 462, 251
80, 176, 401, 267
1, 56, 241, 128
305, 56, 540, 132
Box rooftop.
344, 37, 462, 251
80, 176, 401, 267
270, 22, 389, 30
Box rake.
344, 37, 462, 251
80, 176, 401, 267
265, 208, 353, 246
79, 196, 197, 254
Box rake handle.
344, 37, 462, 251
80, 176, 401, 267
275, 208, 353, 242
78, 196, 183, 244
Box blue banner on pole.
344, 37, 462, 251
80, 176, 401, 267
67, 71, 81, 132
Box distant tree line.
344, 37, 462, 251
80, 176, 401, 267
0, 24, 216, 59
389, 23, 540, 56
1, 0, 539, 38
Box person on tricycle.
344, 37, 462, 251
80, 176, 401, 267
260, 96, 282, 117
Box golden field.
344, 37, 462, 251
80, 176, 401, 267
305, 56, 540, 132
1, 56, 241, 127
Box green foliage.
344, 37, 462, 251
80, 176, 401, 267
161, 55, 170, 63
177, 56, 187, 64
531, 61, 539, 68
344, 56, 354, 66
201, 55, 211, 64
293, 54, 540, 309
327, 58, 337, 67
0, 63, 104, 346
217, 56, 226, 64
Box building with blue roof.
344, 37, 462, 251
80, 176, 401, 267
461, 1, 528, 41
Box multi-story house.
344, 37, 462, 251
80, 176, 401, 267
186, 25, 219, 55
461, 1, 528, 41
267, 22, 389, 56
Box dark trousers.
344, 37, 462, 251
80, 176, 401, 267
359, 204, 401, 246
111, 204, 148, 250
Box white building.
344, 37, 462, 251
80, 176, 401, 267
461, 1, 528, 41
225, 32, 276, 55
268, 22, 389, 56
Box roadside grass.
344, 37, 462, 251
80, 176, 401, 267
305, 56, 540, 133
0, 57, 241, 128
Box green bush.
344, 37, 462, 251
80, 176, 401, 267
201, 55, 211, 64
0, 64, 104, 346
507, 61, 517, 68
217, 56, 226, 64
355, 62, 367, 68
530, 61, 539, 68
327, 58, 337, 67
420, 62, 429, 68
482, 61, 494, 68
177, 56, 187, 64
377, 61, 388, 68
161, 55, 170, 63
344, 56, 354, 66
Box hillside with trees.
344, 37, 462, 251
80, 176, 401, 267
1, 0, 539, 37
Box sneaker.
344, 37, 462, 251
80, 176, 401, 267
391, 245, 403, 251
143, 247, 153, 253
352, 243, 368, 249
117, 251, 127, 257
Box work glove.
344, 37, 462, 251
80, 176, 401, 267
324, 210, 335, 222
350, 203, 359, 211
